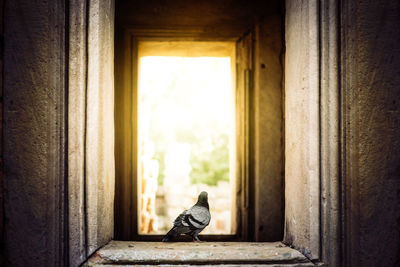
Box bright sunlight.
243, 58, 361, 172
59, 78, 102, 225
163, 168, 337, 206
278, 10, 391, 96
137, 42, 235, 235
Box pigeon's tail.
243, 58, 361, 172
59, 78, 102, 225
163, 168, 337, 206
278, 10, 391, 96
162, 228, 178, 242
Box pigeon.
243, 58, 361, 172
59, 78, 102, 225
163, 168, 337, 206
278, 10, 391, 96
162, 191, 211, 242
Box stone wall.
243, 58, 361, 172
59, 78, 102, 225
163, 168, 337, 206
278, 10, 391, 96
3, 0, 115, 266
85, 0, 115, 257
3, 0, 399, 265
285, 0, 400, 265
69, 0, 115, 265
284, 0, 320, 260
3, 0, 68, 266
341, 1, 400, 265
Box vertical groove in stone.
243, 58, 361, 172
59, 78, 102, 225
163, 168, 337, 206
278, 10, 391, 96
83, 0, 90, 258
0, 0, 4, 265
319, 0, 340, 265
64, 0, 70, 265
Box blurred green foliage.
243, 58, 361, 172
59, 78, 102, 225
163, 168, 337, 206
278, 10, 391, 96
189, 133, 230, 186
152, 131, 230, 186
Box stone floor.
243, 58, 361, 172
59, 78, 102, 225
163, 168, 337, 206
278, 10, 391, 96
84, 241, 314, 266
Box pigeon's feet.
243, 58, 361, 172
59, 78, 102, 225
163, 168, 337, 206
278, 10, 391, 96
192, 236, 204, 242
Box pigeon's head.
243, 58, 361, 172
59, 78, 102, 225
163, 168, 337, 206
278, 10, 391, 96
197, 191, 209, 208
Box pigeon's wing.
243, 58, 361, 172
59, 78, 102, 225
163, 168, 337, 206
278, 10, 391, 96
162, 210, 190, 241
185, 205, 211, 230
173, 210, 188, 227
169, 209, 193, 235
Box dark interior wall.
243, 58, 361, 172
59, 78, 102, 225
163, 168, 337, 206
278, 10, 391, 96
116, 0, 281, 34
253, 16, 284, 241
114, 0, 284, 241
341, 1, 400, 266
3, 0, 67, 266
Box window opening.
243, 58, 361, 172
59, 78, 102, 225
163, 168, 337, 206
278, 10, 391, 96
137, 41, 236, 235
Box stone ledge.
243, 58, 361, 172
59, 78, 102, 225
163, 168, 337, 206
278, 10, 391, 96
84, 241, 314, 266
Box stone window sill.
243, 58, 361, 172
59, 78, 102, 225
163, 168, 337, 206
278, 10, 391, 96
84, 241, 314, 266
